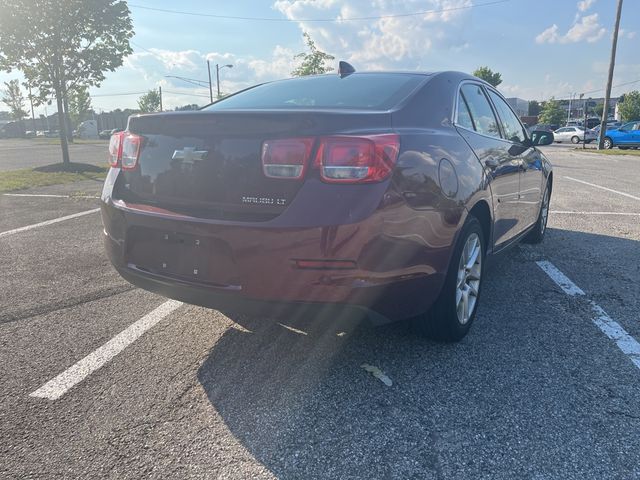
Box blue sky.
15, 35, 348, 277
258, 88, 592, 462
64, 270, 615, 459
2, 0, 639, 114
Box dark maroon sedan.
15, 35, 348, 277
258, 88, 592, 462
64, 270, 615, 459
101, 70, 553, 341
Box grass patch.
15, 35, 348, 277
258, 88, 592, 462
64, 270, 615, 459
0, 163, 108, 193
576, 148, 640, 157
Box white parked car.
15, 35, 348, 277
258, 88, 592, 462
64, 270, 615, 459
553, 126, 596, 144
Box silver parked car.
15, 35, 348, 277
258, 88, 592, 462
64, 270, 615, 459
553, 126, 596, 144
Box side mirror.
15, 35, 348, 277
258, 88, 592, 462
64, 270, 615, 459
530, 130, 554, 146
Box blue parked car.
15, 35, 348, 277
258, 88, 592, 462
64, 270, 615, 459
601, 121, 640, 149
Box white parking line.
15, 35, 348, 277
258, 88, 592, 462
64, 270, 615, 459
550, 211, 640, 216
3, 193, 99, 199
564, 176, 640, 202
0, 208, 100, 238
536, 260, 640, 370
30, 300, 183, 400
535, 261, 585, 296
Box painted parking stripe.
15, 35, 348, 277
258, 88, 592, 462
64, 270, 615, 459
550, 211, 640, 216
564, 176, 640, 202
30, 300, 183, 400
3, 193, 99, 199
535, 260, 585, 296
0, 208, 100, 238
536, 260, 640, 370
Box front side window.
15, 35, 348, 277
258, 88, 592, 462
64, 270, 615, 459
460, 84, 500, 138
487, 90, 527, 143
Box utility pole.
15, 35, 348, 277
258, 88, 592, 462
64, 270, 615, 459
598, 0, 624, 149
28, 84, 36, 134
567, 93, 573, 124
159, 86, 163, 112
216, 64, 221, 99
583, 95, 588, 149
207, 60, 213, 103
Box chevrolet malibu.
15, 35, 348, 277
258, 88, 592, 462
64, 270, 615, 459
101, 70, 554, 341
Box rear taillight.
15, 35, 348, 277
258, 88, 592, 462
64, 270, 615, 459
262, 138, 314, 179
107, 131, 142, 169
108, 132, 123, 167
262, 134, 400, 184
121, 133, 142, 170
315, 134, 400, 183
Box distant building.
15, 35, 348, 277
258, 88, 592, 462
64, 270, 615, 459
558, 96, 618, 120
505, 98, 529, 117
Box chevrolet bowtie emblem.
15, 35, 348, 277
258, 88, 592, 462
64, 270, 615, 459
172, 147, 208, 164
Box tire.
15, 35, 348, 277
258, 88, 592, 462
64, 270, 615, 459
524, 182, 551, 244
571, 136, 580, 144
411, 216, 484, 342
619, 146, 629, 150
603, 137, 613, 149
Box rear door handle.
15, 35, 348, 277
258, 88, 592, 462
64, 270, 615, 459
484, 157, 499, 169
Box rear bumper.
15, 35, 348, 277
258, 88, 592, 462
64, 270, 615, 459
101, 193, 451, 323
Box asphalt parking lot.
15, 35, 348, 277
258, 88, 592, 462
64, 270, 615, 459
0, 138, 108, 171
1, 145, 639, 479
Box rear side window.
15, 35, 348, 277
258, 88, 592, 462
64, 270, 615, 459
487, 90, 527, 143
205, 74, 426, 111
456, 93, 475, 130
459, 84, 500, 138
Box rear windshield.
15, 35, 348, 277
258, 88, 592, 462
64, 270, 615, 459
205, 73, 426, 111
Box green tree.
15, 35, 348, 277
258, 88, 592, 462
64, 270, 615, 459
0, 0, 133, 166
528, 100, 541, 116
175, 104, 199, 111
291, 33, 335, 77
472, 66, 502, 87
617, 90, 640, 122
138, 90, 161, 113
538, 98, 565, 126
68, 86, 92, 127
594, 103, 604, 117
0, 79, 28, 121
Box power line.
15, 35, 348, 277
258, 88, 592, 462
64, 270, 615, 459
163, 90, 211, 98
128, 0, 512, 22
581, 77, 640, 96
544, 78, 640, 100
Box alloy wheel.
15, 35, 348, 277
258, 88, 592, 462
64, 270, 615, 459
455, 233, 482, 325
604, 138, 613, 149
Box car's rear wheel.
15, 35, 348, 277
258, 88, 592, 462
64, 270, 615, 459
571, 135, 580, 144
411, 216, 484, 342
524, 182, 550, 244
603, 137, 613, 149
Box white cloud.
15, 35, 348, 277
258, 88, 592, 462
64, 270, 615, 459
273, 0, 474, 68
535, 25, 559, 44
536, 13, 605, 44
577, 0, 596, 12
564, 14, 606, 43
618, 29, 637, 40
107, 45, 301, 111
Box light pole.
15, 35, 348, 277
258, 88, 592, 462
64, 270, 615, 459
567, 93, 574, 124
216, 64, 233, 99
